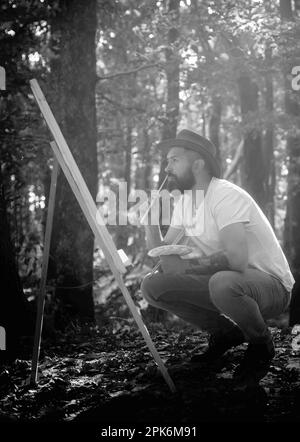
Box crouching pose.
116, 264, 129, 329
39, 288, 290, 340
141, 129, 294, 385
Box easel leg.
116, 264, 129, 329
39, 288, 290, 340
30, 158, 59, 385
114, 273, 177, 393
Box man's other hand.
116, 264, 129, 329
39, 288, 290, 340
160, 255, 191, 274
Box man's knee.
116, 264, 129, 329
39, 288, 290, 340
141, 274, 154, 303
140, 273, 163, 305
141, 272, 179, 308
209, 271, 242, 306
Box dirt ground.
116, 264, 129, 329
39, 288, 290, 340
0, 308, 300, 440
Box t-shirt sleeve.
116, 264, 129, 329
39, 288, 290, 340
213, 189, 251, 231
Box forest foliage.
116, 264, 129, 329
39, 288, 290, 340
1, 0, 300, 321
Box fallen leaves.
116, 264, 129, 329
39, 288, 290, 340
0, 323, 300, 423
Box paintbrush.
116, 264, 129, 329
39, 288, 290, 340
140, 175, 168, 225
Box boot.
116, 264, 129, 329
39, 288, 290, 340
190, 326, 245, 364
233, 330, 275, 385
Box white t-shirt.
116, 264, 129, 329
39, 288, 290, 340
170, 177, 295, 293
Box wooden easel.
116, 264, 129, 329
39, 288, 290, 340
29, 79, 176, 393
31, 158, 59, 384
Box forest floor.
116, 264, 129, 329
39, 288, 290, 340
0, 283, 300, 438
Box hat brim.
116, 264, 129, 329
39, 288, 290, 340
157, 138, 222, 179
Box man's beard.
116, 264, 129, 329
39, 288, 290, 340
167, 170, 196, 193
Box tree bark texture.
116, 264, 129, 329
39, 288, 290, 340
263, 46, 275, 227
238, 74, 266, 209
47, 0, 97, 323
209, 95, 222, 164
159, 0, 180, 188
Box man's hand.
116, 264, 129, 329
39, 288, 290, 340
160, 255, 192, 274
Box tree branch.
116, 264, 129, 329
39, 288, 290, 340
97, 63, 160, 81
97, 93, 146, 113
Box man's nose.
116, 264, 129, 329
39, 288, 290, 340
165, 163, 172, 174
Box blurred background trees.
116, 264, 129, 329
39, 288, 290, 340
1, 0, 300, 332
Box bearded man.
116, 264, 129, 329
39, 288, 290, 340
140, 129, 294, 386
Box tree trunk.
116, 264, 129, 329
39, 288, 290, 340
263, 46, 275, 227
146, 1, 181, 322
48, 0, 97, 325
124, 120, 132, 195
143, 128, 152, 191
238, 74, 266, 209
209, 95, 222, 164
158, 0, 180, 188
135, 128, 152, 191
280, 0, 300, 325
0, 169, 34, 362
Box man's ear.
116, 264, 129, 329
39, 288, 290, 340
192, 158, 205, 174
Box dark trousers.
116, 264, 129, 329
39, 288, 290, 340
141, 269, 291, 341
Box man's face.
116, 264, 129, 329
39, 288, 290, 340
165, 147, 196, 192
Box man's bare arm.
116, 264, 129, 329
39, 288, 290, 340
220, 222, 248, 272
186, 222, 248, 274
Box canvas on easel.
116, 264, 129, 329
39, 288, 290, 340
29, 79, 176, 393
